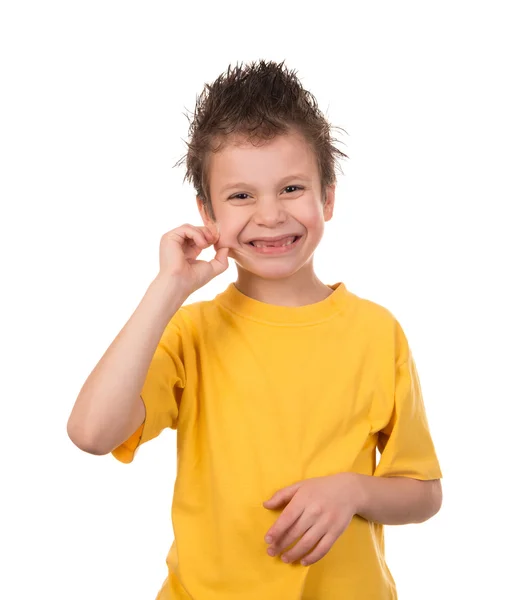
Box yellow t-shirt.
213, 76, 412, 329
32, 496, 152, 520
112, 282, 442, 600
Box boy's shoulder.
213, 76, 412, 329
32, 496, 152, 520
166, 291, 226, 333
181, 288, 227, 316
344, 286, 402, 327
348, 289, 414, 357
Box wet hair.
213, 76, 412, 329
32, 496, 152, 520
175, 59, 349, 220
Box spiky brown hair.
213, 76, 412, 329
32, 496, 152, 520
175, 59, 349, 220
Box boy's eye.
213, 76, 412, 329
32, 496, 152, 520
283, 185, 304, 194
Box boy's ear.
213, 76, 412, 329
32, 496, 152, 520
323, 185, 336, 222
196, 196, 212, 226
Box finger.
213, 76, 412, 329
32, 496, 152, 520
265, 499, 304, 545
268, 511, 317, 556
176, 226, 212, 261
188, 247, 229, 283
264, 482, 302, 510
171, 225, 211, 250
208, 247, 229, 277
185, 227, 211, 249
297, 532, 338, 566
203, 223, 220, 242
198, 225, 216, 243
281, 525, 327, 564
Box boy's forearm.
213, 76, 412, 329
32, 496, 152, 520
349, 473, 442, 525
67, 275, 188, 452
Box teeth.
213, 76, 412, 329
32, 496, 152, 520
251, 237, 296, 248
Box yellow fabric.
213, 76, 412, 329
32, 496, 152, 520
112, 282, 442, 599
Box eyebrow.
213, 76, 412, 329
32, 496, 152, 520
220, 174, 310, 193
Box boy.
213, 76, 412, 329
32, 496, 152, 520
67, 60, 443, 599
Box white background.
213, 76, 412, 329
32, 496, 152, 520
1, 1, 511, 598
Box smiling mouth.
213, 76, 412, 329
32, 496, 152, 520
244, 234, 303, 255
247, 235, 301, 248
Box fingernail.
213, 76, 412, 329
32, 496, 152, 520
265, 535, 272, 543
282, 555, 289, 563
267, 548, 275, 556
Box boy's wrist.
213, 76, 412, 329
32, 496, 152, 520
344, 472, 368, 516
148, 274, 189, 319
151, 273, 190, 301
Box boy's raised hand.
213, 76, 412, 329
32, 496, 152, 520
158, 223, 230, 296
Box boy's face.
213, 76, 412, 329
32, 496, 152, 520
197, 130, 335, 281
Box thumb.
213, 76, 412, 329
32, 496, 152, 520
263, 481, 302, 508
209, 247, 230, 277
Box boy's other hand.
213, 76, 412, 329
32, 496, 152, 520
158, 223, 230, 297
262, 473, 359, 567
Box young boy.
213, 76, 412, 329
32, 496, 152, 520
67, 60, 443, 599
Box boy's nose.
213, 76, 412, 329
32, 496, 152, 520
252, 199, 287, 227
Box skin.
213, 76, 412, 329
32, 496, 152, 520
195, 129, 442, 566
197, 129, 336, 307
262, 474, 442, 566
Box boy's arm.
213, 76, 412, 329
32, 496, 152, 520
67, 275, 187, 455
350, 473, 443, 525
262, 473, 442, 565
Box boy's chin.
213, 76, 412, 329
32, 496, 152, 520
234, 258, 305, 281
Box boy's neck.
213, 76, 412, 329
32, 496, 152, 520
235, 265, 333, 307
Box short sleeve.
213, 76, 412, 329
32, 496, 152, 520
374, 340, 442, 480
111, 316, 186, 464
